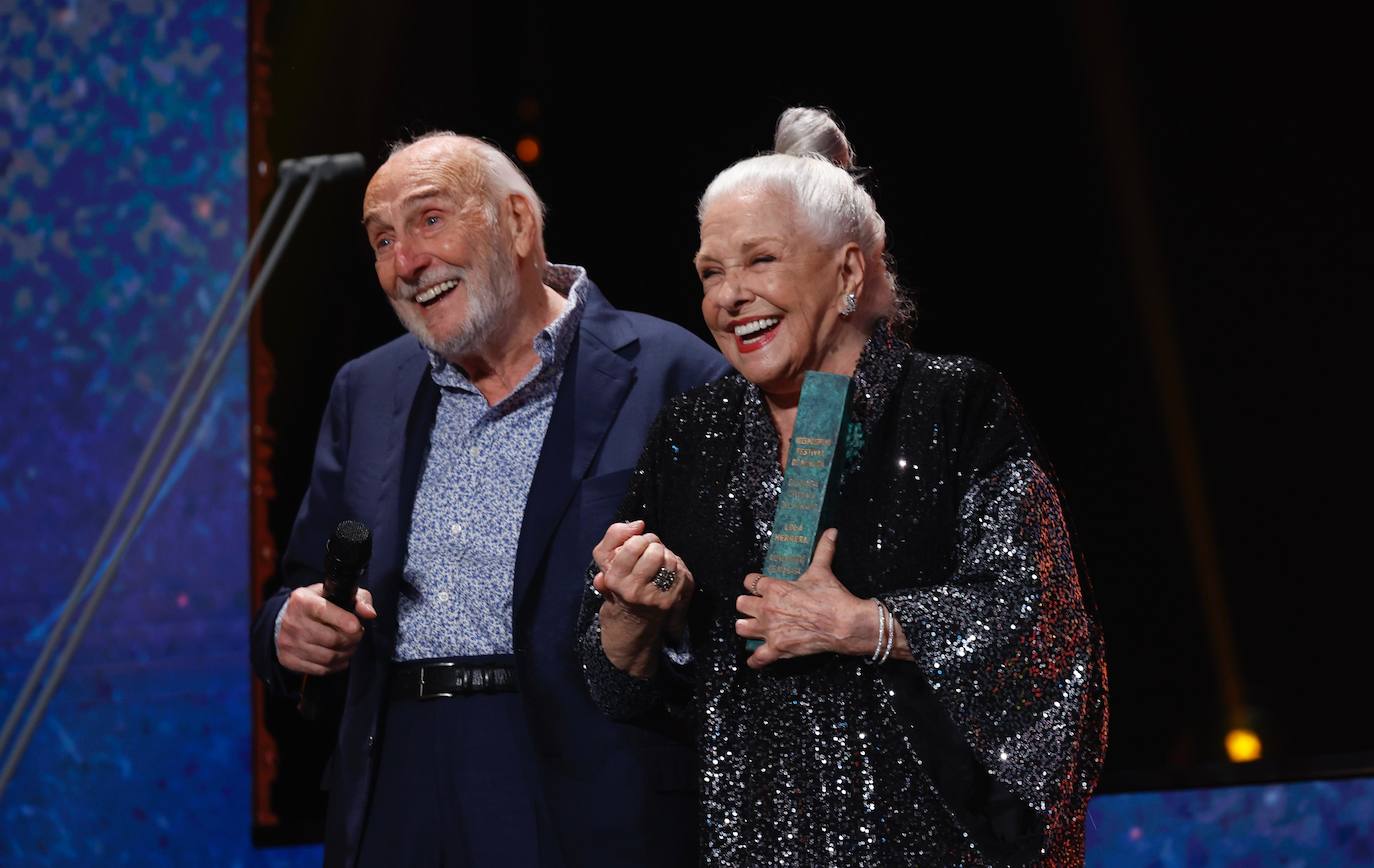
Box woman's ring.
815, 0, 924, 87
652, 567, 677, 591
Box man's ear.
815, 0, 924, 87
505, 193, 540, 260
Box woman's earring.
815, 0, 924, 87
840, 292, 858, 317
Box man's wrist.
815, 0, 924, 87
273, 595, 290, 649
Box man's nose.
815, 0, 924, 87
393, 239, 432, 284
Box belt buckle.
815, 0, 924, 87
418, 661, 457, 700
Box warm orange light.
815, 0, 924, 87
1225, 728, 1262, 762
516, 136, 541, 164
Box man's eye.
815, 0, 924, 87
751, 255, 775, 265
425, 215, 441, 226
699, 268, 721, 282
375, 238, 392, 250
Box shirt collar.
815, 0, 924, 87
533, 263, 588, 369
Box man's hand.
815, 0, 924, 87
276, 584, 377, 676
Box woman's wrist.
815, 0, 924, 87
842, 596, 901, 663
838, 596, 880, 657
600, 597, 668, 635
599, 600, 666, 678
863, 597, 914, 664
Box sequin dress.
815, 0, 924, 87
578, 327, 1107, 866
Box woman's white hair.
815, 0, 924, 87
698, 107, 912, 325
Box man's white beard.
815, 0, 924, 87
391, 233, 520, 361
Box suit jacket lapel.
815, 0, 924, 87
512, 285, 637, 622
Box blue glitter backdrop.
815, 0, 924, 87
0, 1, 317, 864
1087, 778, 1374, 867
2, 1, 1371, 865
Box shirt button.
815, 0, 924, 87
437, 590, 450, 603
469, 446, 481, 458
450, 522, 461, 536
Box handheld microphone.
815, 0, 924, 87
298, 520, 373, 721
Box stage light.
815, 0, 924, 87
516, 136, 540, 164
1225, 727, 1262, 762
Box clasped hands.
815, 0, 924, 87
595, 522, 894, 674
593, 520, 695, 677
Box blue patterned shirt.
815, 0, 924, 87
392, 264, 588, 660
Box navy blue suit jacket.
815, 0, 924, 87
251, 283, 729, 867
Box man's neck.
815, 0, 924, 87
449, 279, 567, 406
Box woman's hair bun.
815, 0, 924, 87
773, 106, 856, 169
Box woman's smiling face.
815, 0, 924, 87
696, 188, 857, 400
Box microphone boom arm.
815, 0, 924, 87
0, 153, 365, 802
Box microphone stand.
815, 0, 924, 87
0, 153, 365, 801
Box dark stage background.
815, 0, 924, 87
247, 0, 1372, 842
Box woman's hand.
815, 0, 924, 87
735, 528, 907, 668
593, 520, 695, 677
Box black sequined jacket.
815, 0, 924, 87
578, 328, 1107, 867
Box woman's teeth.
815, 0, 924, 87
416, 279, 459, 305
734, 317, 780, 341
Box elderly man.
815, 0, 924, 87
250, 133, 728, 867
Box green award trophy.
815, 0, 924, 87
746, 371, 854, 651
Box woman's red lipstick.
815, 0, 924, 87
731, 316, 782, 354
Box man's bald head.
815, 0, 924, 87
364, 132, 545, 260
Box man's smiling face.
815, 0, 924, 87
362, 138, 517, 360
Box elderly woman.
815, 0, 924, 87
577, 108, 1106, 866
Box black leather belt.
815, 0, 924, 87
389, 660, 518, 700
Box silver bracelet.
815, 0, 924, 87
868, 598, 886, 663
868, 599, 887, 663
877, 601, 896, 665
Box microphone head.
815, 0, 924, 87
327, 520, 372, 566
277, 152, 368, 181
324, 152, 366, 179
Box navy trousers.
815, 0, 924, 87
356, 672, 556, 867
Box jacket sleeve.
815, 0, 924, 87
250, 362, 355, 699
876, 370, 1107, 863
576, 406, 696, 722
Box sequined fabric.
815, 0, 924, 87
578, 327, 1107, 866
